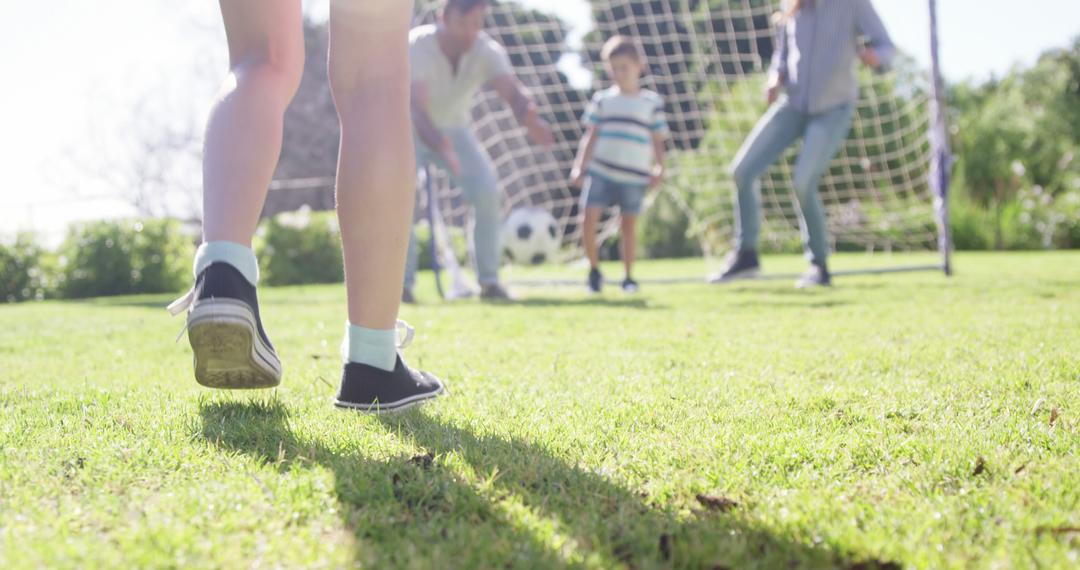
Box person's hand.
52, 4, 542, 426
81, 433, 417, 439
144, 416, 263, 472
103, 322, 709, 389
569, 167, 587, 189
859, 47, 881, 70
649, 166, 665, 190
440, 142, 462, 178
765, 75, 783, 105
526, 113, 555, 147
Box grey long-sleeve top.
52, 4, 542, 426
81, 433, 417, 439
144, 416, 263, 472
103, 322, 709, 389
769, 0, 897, 114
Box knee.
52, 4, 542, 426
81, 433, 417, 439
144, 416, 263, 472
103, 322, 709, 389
792, 170, 821, 199
473, 189, 502, 222
329, 62, 409, 125
464, 168, 501, 213
729, 158, 757, 191
231, 40, 304, 106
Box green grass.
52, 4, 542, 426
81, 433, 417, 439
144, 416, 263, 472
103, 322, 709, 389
1, 252, 1078, 569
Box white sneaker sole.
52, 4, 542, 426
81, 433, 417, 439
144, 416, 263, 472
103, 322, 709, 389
187, 299, 282, 390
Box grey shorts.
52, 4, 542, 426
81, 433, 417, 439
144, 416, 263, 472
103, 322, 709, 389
582, 174, 648, 215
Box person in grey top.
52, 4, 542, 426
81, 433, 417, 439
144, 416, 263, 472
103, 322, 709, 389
712, 0, 895, 288
404, 0, 554, 302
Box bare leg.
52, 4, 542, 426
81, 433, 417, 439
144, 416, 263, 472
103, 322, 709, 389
177, 0, 302, 391
202, 0, 303, 245
582, 208, 603, 269
328, 0, 416, 329
620, 214, 638, 279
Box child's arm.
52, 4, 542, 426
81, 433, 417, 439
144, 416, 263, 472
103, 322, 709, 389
650, 132, 667, 189
570, 125, 599, 188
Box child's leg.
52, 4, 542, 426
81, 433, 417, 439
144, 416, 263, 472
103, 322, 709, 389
327, 0, 415, 334
203, 0, 304, 245
173, 0, 302, 390
582, 208, 603, 269
328, 2, 443, 411
620, 214, 638, 279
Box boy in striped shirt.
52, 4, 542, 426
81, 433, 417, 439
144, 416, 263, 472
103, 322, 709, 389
570, 36, 668, 294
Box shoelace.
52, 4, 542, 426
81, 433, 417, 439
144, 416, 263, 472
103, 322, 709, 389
166, 286, 197, 342
395, 320, 415, 349
167, 286, 196, 317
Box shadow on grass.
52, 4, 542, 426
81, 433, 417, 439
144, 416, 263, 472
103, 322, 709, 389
198, 400, 895, 568
79, 295, 177, 309
729, 299, 852, 310
509, 297, 665, 310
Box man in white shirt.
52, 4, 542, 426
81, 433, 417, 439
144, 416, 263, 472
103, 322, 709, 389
405, 0, 554, 302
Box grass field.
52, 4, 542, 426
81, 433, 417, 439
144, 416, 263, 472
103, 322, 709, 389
1, 252, 1078, 569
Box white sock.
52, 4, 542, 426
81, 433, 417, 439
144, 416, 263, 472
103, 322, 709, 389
342, 322, 396, 372
193, 241, 259, 286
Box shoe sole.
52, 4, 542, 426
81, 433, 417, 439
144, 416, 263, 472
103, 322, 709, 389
709, 268, 760, 284
333, 382, 445, 414
187, 300, 281, 390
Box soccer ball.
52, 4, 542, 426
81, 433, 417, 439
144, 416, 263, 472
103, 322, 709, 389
502, 207, 561, 265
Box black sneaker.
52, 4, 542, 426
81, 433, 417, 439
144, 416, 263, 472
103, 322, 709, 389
480, 282, 514, 301
168, 263, 282, 389
708, 249, 761, 284
402, 288, 416, 305
334, 357, 444, 413
796, 262, 831, 289
621, 277, 640, 293
335, 322, 444, 413
588, 268, 603, 293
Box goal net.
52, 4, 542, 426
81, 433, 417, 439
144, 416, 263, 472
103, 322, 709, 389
412, 0, 946, 273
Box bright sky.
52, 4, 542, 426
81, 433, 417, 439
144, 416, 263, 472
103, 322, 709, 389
2, 0, 1077, 243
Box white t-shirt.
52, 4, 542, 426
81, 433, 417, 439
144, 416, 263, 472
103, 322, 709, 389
583, 87, 669, 185
410, 25, 513, 129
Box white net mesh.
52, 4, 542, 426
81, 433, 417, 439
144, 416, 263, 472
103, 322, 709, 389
415, 0, 938, 262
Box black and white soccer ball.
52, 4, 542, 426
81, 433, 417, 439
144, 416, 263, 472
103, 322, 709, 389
502, 207, 561, 266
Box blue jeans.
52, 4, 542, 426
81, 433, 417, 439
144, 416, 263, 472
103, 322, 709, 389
730, 97, 855, 264
405, 127, 502, 289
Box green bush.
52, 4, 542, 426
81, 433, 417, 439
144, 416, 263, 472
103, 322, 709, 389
1012, 185, 1080, 249
256, 208, 344, 286
638, 190, 703, 259
0, 234, 52, 303
949, 193, 994, 251
58, 220, 193, 299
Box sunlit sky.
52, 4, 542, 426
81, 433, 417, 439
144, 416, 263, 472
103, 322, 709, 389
2, 0, 1078, 243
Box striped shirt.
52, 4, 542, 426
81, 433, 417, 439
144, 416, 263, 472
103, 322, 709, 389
583, 87, 668, 185
410, 25, 514, 129
770, 0, 896, 114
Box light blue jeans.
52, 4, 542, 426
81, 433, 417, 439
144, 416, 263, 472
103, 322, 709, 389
405, 127, 502, 289
730, 97, 855, 264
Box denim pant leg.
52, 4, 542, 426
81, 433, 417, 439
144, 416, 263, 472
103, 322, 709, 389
446, 128, 502, 286
791, 103, 855, 264
403, 143, 438, 291
729, 98, 806, 252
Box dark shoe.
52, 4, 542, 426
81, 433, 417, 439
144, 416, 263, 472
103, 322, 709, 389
621, 277, 640, 293
168, 263, 282, 389
796, 262, 832, 289
588, 268, 603, 293
480, 282, 514, 301
335, 323, 444, 413
709, 249, 761, 283
402, 288, 416, 305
